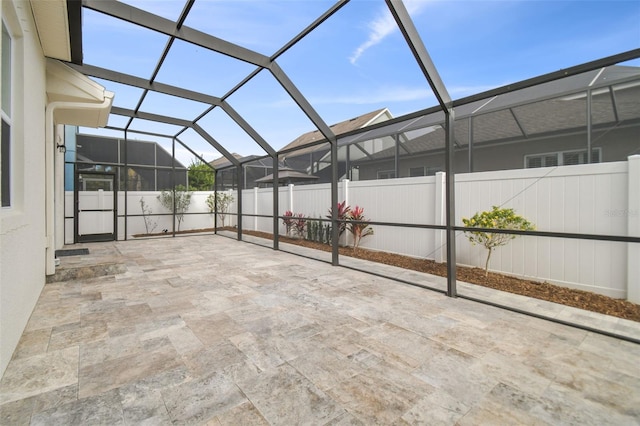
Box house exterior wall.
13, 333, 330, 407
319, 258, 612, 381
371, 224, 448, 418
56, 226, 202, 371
1, 0, 48, 377
355, 125, 639, 180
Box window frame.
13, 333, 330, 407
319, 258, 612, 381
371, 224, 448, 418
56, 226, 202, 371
1, 19, 12, 208
524, 147, 602, 169
377, 169, 396, 180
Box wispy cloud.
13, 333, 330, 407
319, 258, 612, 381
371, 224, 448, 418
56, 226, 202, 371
349, 0, 429, 65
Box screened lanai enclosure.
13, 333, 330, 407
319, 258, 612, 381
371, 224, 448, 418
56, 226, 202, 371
65, 0, 640, 340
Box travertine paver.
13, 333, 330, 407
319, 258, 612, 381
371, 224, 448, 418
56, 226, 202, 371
1, 235, 639, 425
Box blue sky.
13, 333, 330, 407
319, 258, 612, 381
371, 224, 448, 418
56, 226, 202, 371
79, 0, 640, 166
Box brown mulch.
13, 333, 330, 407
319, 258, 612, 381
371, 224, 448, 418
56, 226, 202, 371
134, 227, 640, 322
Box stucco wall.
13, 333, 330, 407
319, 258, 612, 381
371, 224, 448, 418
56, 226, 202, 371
1, 0, 48, 377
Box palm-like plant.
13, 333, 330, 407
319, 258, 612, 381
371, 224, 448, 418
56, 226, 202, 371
327, 201, 351, 238
348, 206, 374, 251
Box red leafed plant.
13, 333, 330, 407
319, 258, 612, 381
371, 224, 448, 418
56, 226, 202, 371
292, 213, 306, 238
327, 201, 351, 238
282, 210, 294, 236
348, 205, 374, 251
283, 211, 306, 238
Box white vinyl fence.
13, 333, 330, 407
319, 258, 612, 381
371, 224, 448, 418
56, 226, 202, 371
240, 156, 640, 302
64, 156, 639, 302
65, 191, 237, 243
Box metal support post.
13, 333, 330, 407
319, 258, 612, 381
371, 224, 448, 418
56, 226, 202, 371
445, 110, 457, 297
123, 130, 128, 240
214, 170, 218, 233
237, 165, 243, 240
331, 141, 339, 266
273, 156, 279, 250
587, 89, 592, 163
171, 138, 176, 237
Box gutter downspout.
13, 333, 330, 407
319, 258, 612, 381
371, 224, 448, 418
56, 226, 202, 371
44, 96, 113, 275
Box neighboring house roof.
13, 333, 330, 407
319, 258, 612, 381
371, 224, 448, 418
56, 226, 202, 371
343, 65, 640, 147
209, 153, 244, 169
254, 168, 319, 184
350, 65, 640, 161
280, 108, 392, 156
214, 108, 393, 171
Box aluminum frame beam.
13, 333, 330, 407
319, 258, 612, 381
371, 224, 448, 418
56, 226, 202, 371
82, 0, 271, 68
271, 0, 350, 61
111, 106, 192, 127
71, 66, 277, 158
111, 107, 240, 167
220, 101, 276, 157
268, 61, 340, 263
385, 0, 456, 296
69, 63, 222, 105
385, 0, 452, 111
192, 124, 241, 167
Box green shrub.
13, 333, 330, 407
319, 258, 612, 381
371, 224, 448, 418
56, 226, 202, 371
462, 206, 534, 276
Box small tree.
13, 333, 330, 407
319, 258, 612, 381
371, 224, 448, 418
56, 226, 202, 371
462, 206, 535, 277
188, 159, 215, 191
139, 197, 158, 235
157, 185, 192, 232
206, 192, 234, 228
348, 206, 374, 251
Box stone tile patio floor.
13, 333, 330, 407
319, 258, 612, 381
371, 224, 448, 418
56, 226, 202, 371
1, 235, 639, 425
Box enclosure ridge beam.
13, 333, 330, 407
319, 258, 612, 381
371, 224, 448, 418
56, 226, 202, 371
191, 123, 241, 167
69, 64, 222, 106
82, 0, 271, 68
385, 0, 452, 111
220, 101, 276, 156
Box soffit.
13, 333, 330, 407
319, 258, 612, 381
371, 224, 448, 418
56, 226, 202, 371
30, 0, 71, 62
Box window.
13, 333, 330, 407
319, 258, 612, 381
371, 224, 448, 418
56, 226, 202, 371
377, 170, 396, 179
525, 148, 601, 169
1, 21, 12, 207
409, 166, 425, 177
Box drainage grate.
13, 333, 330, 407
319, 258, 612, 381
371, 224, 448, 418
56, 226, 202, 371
55, 248, 90, 257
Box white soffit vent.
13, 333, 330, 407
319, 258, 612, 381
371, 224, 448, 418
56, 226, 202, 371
30, 0, 71, 62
